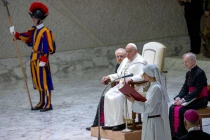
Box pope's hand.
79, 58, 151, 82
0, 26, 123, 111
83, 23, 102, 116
10, 26, 15, 35
102, 76, 110, 84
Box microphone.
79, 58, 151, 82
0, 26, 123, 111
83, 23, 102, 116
97, 61, 146, 138
119, 73, 133, 79
96, 73, 135, 139
97, 78, 121, 140
122, 61, 146, 132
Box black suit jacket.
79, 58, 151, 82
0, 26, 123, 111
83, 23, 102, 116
175, 65, 207, 102
182, 0, 204, 16
179, 130, 210, 140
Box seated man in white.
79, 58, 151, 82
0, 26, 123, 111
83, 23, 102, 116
101, 43, 147, 131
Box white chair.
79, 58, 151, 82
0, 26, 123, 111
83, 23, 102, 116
142, 41, 167, 88
142, 42, 166, 72
130, 42, 167, 129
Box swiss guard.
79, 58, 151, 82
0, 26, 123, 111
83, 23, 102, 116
9, 2, 56, 112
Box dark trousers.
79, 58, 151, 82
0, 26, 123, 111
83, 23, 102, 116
185, 14, 202, 54
169, 97, 208, 138
92, 96, 104, 127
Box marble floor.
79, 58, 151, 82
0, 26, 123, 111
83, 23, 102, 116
0, 61, 210, 140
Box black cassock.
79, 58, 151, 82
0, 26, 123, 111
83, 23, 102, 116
169, 65, 208, 138
179, 130, 210, 140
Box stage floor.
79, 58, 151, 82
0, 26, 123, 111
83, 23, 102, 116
0, 59, 210, 140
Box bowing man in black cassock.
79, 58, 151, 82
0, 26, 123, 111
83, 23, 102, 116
169, 52, 208, 139
178, 109, 210, 140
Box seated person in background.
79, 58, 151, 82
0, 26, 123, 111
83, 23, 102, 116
126, 64, 172, 140
85, 48, 126, 131
169, 52, 208, 139
113, 48, 127, 85
102, 43, 147, 131
202, 0, 210, 57
178, 109, 210, 140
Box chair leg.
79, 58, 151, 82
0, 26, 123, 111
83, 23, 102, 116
132, 111, 137, 129
199, 118, 203, 131
138, 114, 142, 123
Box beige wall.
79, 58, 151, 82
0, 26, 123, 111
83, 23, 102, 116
0, 0, 186, 59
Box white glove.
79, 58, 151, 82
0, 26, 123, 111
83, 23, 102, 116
39, 61, 46, 67
10, 26, 15, 35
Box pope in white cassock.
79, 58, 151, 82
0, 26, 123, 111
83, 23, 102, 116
126, 64, 171, 140
101, 43, 147, 131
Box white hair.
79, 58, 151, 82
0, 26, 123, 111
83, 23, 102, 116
182, 52, 196, 61
127, 43, 137, 50
115, 48, 126, 55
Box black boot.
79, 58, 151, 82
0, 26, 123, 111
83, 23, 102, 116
40, 91, 53, 112
31, 91, 45, 111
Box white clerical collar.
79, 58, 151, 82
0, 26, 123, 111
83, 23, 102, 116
36, 23, 44, 29
190, 64, 196, 71
188, 126, 200, 132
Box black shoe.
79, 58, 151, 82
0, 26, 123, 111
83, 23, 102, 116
172, 137, 178, 140
31, 106, 43, 110
86, 127, 91, 131
40, 108, 53, 112
112, 124, 125, 131
102, 126, 113, 130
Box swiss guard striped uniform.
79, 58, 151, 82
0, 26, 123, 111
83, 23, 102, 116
15, 24, 56, 112
13, 1, 56, 112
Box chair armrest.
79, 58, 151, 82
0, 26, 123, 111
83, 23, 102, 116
128, 80, 148, 88
199, 114, 210, 118
104, 79, 119, 88
128, 80, 147, 85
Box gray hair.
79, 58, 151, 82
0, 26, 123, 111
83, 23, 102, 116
184, 118, 199, 125
127, 43, 137, 50
115, 48, 126, 55
182, 52, 196, 61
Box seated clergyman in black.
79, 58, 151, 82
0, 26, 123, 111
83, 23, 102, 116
86, 48, 126, 131
169, 52, 208, 139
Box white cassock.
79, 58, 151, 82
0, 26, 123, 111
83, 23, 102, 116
104, 53, 147, 126
132, 81, 171, 140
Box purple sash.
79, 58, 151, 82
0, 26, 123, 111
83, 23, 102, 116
173, 86, 207, 133
189, 86, 208, 98
174, 106, 182, 133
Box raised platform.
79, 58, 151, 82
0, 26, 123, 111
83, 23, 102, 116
91, 125, 142, 140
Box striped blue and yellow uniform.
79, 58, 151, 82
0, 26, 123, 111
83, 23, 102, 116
16, 26, 56, 92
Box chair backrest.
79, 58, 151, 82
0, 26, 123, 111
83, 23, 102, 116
142, 42, 166, 73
